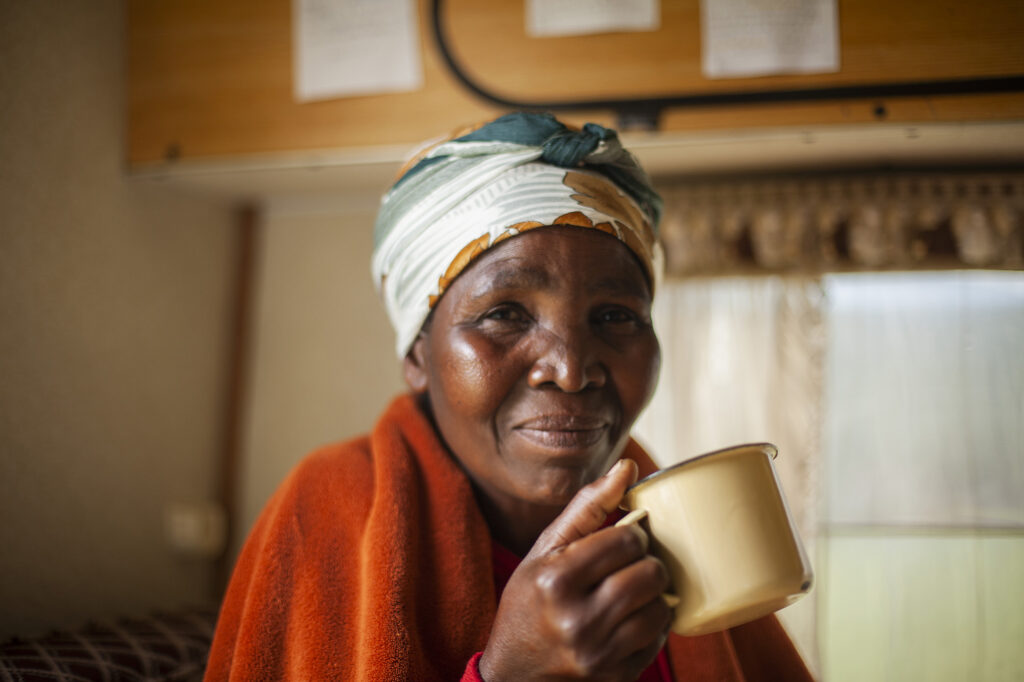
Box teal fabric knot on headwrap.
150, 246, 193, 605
539, 122, 611, 167
372, 112, 664, 357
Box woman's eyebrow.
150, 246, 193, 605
591, 276, 650, 299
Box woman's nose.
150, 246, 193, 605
527, 323, 606, 392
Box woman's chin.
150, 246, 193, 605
518, 467, 601, 508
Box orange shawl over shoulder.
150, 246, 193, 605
206, 395, 813, 681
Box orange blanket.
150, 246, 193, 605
206, 394, 813, 681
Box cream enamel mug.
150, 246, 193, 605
617, 443, 813, 637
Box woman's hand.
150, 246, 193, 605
479, 459, 673, 681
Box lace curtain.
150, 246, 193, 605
657, 172, 1024, 275
632, 276, 826, 673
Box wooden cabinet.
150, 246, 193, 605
127, 0, 1024, 167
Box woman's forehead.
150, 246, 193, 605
451, 227, 652, 300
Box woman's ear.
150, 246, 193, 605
402, 333, 429, 394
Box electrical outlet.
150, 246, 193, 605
164, 501, 227, 558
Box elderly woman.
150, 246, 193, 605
205, 113, 812, 681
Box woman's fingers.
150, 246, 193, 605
554, 523, 650, 591
612, 598, 672, 662
530, 458, 638, 557
567, 598, 672, 680
526, 532, 671, 671
590, 555, 672, 632
611, 608, 673, 680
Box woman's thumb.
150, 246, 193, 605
530, 458, 638, 556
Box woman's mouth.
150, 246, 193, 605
513, 415, 609, 450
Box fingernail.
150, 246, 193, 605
616, 509, 648, 527
608, 459, 626, 476
616, 458, 638, 485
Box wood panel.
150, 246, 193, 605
127, 0, 1024, 166
446, 0, 1024, 98
127, 0, 501, 163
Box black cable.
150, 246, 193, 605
430, 0, 1024, 130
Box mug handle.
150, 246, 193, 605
615, 509, 682, 608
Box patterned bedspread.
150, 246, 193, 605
0, 608, 217, 682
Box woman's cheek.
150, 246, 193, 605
443, 334, 507, 415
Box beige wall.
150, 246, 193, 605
236, 204, 404, 559
0, 2, 234, 638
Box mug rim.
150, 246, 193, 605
625, 442, 779, 495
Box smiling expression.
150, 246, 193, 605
404, 226, 661, 527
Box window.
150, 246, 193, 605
819, 271, 1024, 681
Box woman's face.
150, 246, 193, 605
405, 226, 660, 514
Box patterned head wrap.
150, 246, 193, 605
372, 112, 663, 358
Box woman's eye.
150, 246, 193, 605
483, 305, 527, 323
596, 308, 636, 324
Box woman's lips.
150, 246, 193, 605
513, 415, 609, 450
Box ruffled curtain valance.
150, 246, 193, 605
657, 172, 1024, 275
